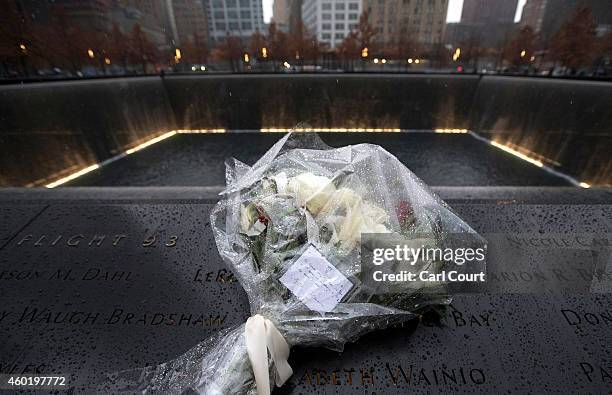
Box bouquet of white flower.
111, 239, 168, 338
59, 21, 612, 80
110, 132, 484, 394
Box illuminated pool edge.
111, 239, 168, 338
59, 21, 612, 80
468, 132, 588, 188
44, 129, 225, 188
42, 128, 592, 189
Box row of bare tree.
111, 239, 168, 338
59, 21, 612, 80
0, 3, 161, 76
2, 2, 612, 77
457, 7, 612, 72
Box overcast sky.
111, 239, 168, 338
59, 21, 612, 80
262, 0, 526, 24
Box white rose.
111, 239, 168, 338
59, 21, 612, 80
283, 172, 390, 252
270, 172, 288, 194
240, 204, 253, 233
286, 173, 335, 215
319, 187, 362, 215
333, 198, 390, 252
361, 202, 389, 225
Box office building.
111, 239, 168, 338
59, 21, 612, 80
461, 0, 517, 25
49, 0, 113, 31
520, 0, 612, 39
207, 0, 265, 42
167, 0, 209, 46
273, 0, 290, 30
273, 0, 303, 33
458, 0, 518, 47
363, 0, 448, 46
302, 0, 362, 48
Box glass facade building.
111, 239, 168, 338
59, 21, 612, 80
207, 0, 266, 41
302, 0, 362, 48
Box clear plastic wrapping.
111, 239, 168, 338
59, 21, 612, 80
106, 132, 485, 394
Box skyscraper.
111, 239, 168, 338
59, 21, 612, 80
520, 0, 612, 39
49, 0, 113, 32
461, 0, 518, 25
288, 0, 303, 34
519, 0, 547, 34
273, 0, 302, 33
458, 0, 518, 47
301, 0, 363, 49
273, 0, 290, 30
167, 0, 208, 46
207, 0, 265, 42
364, 0, 448, 46
113, 0, 170, 50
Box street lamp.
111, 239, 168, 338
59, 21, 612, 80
244, 53, 250, 63
452, 48, 461, 62
361, 47, 368, 58
104, 57, 111, 65
174, 48, 182, 63
262, 47, 268, 58
520, 49, 526, 58
87, 48, 95, 58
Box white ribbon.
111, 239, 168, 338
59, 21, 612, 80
244, 314, 293, 395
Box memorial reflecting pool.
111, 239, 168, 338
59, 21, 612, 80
67, 132, 573, 187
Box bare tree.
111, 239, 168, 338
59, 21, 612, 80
395, 33, 423, 63
502, 26, 538, 68
128, 24, 157, 73
459, 31, 484, 70
267, 22, 289, 70
356, 11, 376, 52
249, 29, 267, 61
212, 35, 245, 72
549, 7, 597, 72
337, 31, 360, 71
0, 2, 32, 76
183, 33, 209, 65
428, 42, 451, 69
108, 23, 130, 70
44, 4, 91, 74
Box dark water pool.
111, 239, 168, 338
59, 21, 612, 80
68, 132, 572, 187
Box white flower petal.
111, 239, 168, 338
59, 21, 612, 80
286, 173, 335, 214
270, 172, 288, 194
